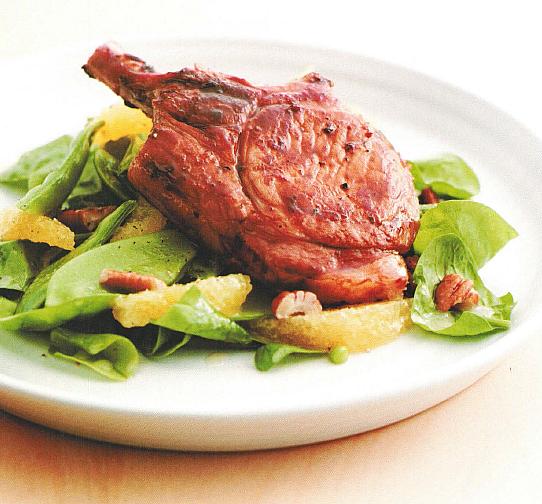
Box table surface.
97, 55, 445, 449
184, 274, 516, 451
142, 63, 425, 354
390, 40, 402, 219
1, 1, 541, 502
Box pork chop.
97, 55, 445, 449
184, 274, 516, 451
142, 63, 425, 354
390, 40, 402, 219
84, 45, 419, 304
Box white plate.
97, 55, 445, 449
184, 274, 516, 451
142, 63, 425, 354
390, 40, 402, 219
0, 39, 541, 451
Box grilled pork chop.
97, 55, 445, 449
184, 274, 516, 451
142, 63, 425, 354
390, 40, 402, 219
84, 45, 419, 304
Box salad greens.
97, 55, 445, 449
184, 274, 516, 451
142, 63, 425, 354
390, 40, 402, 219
94, 148, 135, 201
413, 201, 518, 268
409, 154, 480, 199
118, 134, 146, 176
153, 287, 251, 344
145, 327, 192, 358
254, 343, 350, 371
50, 327, 139, 380
46, 229, 195, 306
17, 119, 103, 215
0, 119, 518, 379
0, 135, 72, 194
0, 240, 41, 291
62, 148, 111, 209
411, 234, 514, 335
0, 295, 116, 332
0, 297, 17, 317
17, 200, 137, 312
255, 343, 322, 371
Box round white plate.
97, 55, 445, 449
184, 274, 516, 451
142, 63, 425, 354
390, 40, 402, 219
1, 39, 541, 451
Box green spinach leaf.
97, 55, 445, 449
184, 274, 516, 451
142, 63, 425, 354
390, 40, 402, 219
153, 286, 251, 344
0, 135, 72, 193
94, 147, 135, 201
409, 154, 480, 199
412, 234, 514, 336
46, 230, 196, 306
50, 327, 139, 380
17, 200, 136, 313
413, 201, 517, 268
0, 296, 17, 317
118, 134, 146, 175
0, 241, 40, 291
0, 295, 116, 332
145, 327, 192, 358
254, 343, 322, 371
62, 148, 118, 209
254, 342, 349, 371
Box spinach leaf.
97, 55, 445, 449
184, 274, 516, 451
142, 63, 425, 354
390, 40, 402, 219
411, 234, 514, 336
0, 296, 17, 317
17, 200, 136, 313
50, 327, 139, 380
94, 134, 144, 203
63, 148, 118, 209
419, 203, 438, 214
153, 286, 251, 344
0, 241, 40, 291
409, 154, 480, 199
118, 134, 146, 175
413, 201, 517, 268
17, 120, 102, 215
94, 148, 135, 201
254, 342, 349, 371
0, 135, 72, 193
46, 230, 196, 306
254, 343, 322, 371
145, 327, 191, 358
0, 295, 116, 332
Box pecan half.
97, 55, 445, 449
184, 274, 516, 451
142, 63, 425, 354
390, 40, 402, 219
271, 290, 323, 319
434, 273, 480, 312
420, 187, 440, 204
57, 206, 117, 233
99, 269, 166, 294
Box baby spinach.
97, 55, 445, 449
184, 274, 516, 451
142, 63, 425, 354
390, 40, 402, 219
16, 200, 136, 313
145, 327, 192, 358
413, 201, 518, 268
0, 135, 72, 193
412, 234, 514, 336
0, 297, 17, 317
50, 327, 139, 380
118, 134, 146, 175
254, 343, 349, 371
94, 135, 144, 202
0, 241, 40, 291
62, 148, 116, 209
153, 286, 251, 344
17, 120, 103, 215
46, 230, 196, 306
0, 295, 116, 332
255, 343, 322, 371
94, 148, 135, 201
409, 154, 480, 199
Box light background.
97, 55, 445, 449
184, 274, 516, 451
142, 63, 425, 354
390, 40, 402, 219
1, 1, 541, 503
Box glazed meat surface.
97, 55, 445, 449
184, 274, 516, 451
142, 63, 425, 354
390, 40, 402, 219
84, 45, 419, 304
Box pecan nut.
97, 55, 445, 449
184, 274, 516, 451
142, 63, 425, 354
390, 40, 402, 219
434, 273, 480, 312
420, 187, 440, 204
404, 255, 419, 273
57, 205, 117, 233
99, 269, 166, 294
271, 290, 323, 319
